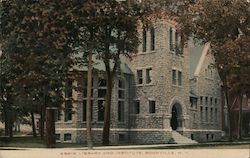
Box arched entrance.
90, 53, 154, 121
170, 103, 183, 130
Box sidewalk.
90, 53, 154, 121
0, 141, 249, 150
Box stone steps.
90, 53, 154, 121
170, 131, 198, 144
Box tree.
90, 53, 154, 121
169, 0, 250, 140
1, 0, 76, 147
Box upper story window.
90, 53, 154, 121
169, 27, 174, 51
142, 29, 147, 52
146, 68, 152, 84
137, 70, 143, 84
200, 96, 203, 105
215, 98, 217, 106
210, 97, 213, 106
178, 71, 182, 86
134, 100, 140, 114
150, 27, 155, 51
149, 100, 156, 113
205, 97, 208, 105
172, 69, 182, 86
65, 79, 72, 98
172, 69, 177, 85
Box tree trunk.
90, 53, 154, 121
41, 85, 46, 140
4, 110, 9, 136
238, 93, 243, 140
86, 50, 93, 149
224, 88, 233, 141
102, 68, 113, 145
8, 118, 13, 138
45, 108, 56, 148
31, 112, 37, 138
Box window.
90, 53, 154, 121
210, 97, 213, 106
172, 69, 177, 85
98, 78, 106, 87
119, 79, 125, 89
206, 134, 209, 141
190, 97, 197, 108
205, 107, 208, 122
65, 79, 72, 98
119, 134, 125, 142
98, 100, 105, 121
55, 109, 61, 122
118, 90, 125, 99
200, 96, 203, 105
64, 133, 72, 142
134, 100, 140, 114
191, 134, 194, 140
215, 98, 217, 106
118, 101, 125, 122
178, 71, 182, 86
64, 100, 72, 122
82, 78, 93, 98
149, 100, 156, 113
205, 97, 208, 105
82, 100, 93, 121
169, 27, 174, 51
137, 70, 143, 84
150, 27, 155, 51
56, 134, 60, 142
211, 134, 214, 140
210, 108, 213, 122
142, 29, 147, 52
98, 89, 106, 98
215, 108, 218, 122
200, 106, 203, 121
146, 68, 152, 84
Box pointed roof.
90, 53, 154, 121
189, 42, 210, 79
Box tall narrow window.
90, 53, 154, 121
149, 100, 156, 113
175, 31, 179, 52
55, 109, 61, 122
205, 97, 208, 105
118, 101, 125, 122
200, 106, 203, 121
137, 70, 143, 84
210, 97, 213, 106
215, 108, 218, 122
172, 69, 177, 85
205, 107, 208, 122
66, 79, 72, 98
200, 96, 203, 104
134, 100, 140, 114
98, 100, 105, 121
146, 68, 152, 84
64, 100, 72, 122
178, 71, 182, 86
142, 29, 147, 52
82, 100, 93, 121
150, 27, 155, 51
210, 108, 213, 122
215, 98, 217, 106
169, 27, 174, 51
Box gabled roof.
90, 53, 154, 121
189, 45, 204, 79
189, 42, 211, 79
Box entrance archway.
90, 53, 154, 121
170, 103, 182, 130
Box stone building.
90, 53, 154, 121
55, 19, 223, 144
